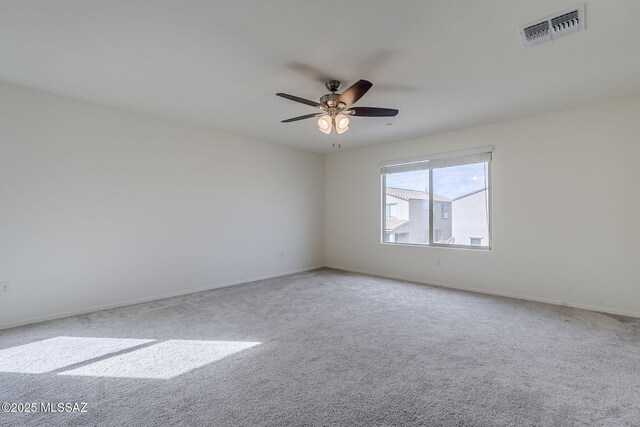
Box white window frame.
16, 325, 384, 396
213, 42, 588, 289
380, 146, 493, 250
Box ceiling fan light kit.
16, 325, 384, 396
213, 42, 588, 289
335, 114, 350, 135
318, 115, 332, 134
276, 79, 398, 137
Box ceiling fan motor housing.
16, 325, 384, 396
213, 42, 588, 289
320, 93, 345, 109
325, 79, 341, 92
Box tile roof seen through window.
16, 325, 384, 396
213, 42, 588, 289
386, 187, 451, 202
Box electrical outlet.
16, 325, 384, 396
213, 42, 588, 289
0, 281, 10, 294
435, 257, 441, 266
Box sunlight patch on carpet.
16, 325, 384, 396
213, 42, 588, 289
58, 340, 261, 379
0, 336, 154, 373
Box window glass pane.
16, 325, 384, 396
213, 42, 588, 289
384, 170, 430, 245
432, 162, 489, 247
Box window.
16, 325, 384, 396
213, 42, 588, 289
381, 147, 491, 249
385, 203, 397, 218
383, 169, 429, 245
441, 205, 449, 219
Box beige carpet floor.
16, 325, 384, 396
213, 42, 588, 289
1, 268, 639, 426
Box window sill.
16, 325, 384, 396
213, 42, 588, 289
380, 242, 492, 251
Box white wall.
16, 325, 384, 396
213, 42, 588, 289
326, 97, 640, 316
0, 82, 325, 328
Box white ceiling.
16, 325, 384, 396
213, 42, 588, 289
1, 1, 639, 153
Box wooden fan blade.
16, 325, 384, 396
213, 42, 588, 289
276, 93, 321, 108
281, 113, 323, 123
349, 107, 399, 117
337, 79, 373, 106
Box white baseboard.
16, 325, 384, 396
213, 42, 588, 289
0, 265, 325, 331
325, 264, 640, 319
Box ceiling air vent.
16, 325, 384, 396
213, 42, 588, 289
522, 21, 550, 46
519, 4, 585, 47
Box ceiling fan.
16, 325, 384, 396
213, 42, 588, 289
276, 79, 398, 135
